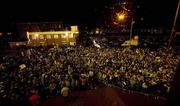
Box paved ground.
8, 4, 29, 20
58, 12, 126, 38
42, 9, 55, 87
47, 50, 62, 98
42, 84, 168, 106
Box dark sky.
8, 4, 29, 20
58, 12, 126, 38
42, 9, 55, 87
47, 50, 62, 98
0, 0, 179, 30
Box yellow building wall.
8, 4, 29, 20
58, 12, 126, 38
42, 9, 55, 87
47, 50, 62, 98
27, 31, 78, 46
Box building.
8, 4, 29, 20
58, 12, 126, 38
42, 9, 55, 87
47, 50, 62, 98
27, 26, 79, 46
9, 25, 79, 48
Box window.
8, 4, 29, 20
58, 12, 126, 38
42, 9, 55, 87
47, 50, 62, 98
61, 34, 67, 38
39, 35, 44, 39
69, 33, 74, 38
46, 35, 51, 39
54, 34, 59, 39
73, 33, 78, 37
32, 35, 37, 39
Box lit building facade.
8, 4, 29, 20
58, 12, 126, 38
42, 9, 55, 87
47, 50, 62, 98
27, 26, 79, 46
9, 26, 79, 48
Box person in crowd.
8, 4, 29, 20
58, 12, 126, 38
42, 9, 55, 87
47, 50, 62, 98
29, 91, 41, 106
61, 84, 70, 101
0, 44, 179, 105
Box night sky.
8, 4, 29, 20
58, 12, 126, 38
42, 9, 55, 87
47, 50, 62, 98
0, 0, 179, 31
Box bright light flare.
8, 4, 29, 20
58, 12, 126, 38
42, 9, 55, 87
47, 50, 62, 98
117, 13, 125, 21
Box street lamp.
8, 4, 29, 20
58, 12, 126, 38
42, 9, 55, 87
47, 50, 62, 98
130, 18, 135, 40
116, 12, 134, 40
117, 13, 125, 21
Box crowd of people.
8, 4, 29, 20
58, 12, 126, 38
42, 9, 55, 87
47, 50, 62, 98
0, 45, 179, 105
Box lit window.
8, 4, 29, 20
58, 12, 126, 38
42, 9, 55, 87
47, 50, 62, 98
61, 34, 67, 38
39, 35, 44, 39
47, 35, 51, 39
54, 35, 59, 39
73, 33, 78, 37
32, 35, 37, 39
69, 33, 74, 38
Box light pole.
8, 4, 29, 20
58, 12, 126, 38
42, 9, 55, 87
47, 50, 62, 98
116, 12, 134, 40
116, 13, 126, 33
168, 0, 180, 48
130, 17, 134, 40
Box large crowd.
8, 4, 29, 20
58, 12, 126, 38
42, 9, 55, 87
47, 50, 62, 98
0, 45, 179, 105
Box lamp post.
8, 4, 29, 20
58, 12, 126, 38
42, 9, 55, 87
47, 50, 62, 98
130, 17, 134, 40
168, 0, 180, 48
116, 12, 134, 40
116, 13, 125, 34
